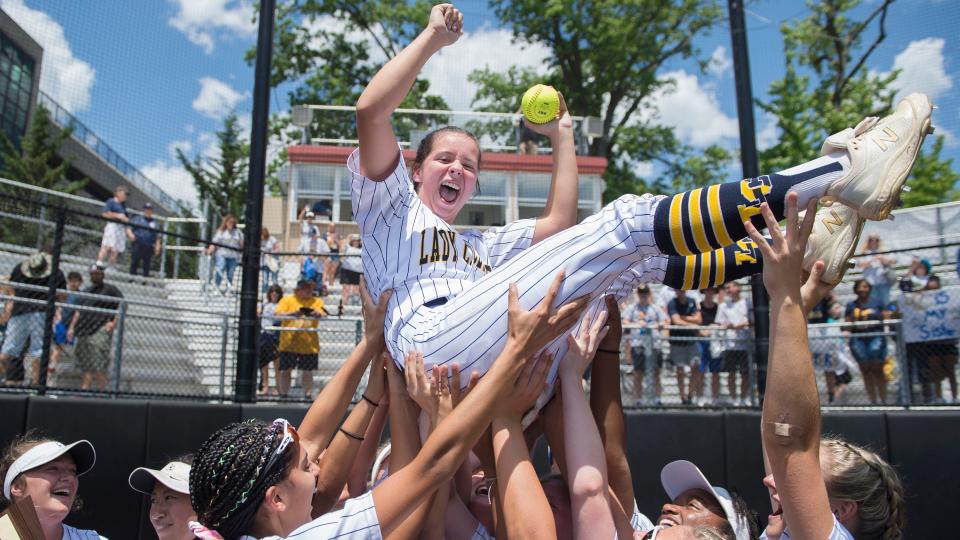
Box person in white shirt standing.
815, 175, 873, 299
715, 281, 753, 406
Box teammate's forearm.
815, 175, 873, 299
762, 293, 820, 452
492, 416, 557, 540
589, 351, 635, 522
312, 399, 378, 515
561, 372, 614, 539
298, 337, 378, 457
348, 401, 389, 497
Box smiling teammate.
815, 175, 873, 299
354, 4, 933, 385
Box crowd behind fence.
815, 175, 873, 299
0, 188, 958, 406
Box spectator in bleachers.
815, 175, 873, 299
68, 265, 123, 391
716, 281, 753, 406
297, 206, 320, 253
258, 284, 283, 396
128, 202, 161, 278
49, 271, 83, 380
845, 279, 888, 404
0, 252, 65, 386
323, 222, 341, 287
0, 435, 102, 539
623, 285, 667, 406
97, 185, 130, 268
274, 279, 325, 398
921, 275, 958, 404
667, 288, 701, 405
698, 287, 721, 406
206, 215, 243, 291
128, 458, 195, 540
338, 235, 364, 311
857, 234, 897, 305
260, 227, 279, 293
817, 301, 854, 404
899, 256, 932, 292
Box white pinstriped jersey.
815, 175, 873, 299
760, 516, 854, 540
241, 492, 381, 539
348, 149, 535, 351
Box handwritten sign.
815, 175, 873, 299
900, 289, 960, 344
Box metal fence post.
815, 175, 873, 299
355, 319, 362, 345
173, 222, 182, 280
37, 205, 66, 394
111, 301, 128, 394
219, 313, 229, 400
160, 220, 169, 278
895, 321, 911, 405
35, 193, 47, 250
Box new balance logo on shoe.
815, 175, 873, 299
821, 208, 844, 234
872, 127, 899, 151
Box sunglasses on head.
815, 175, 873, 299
256, 419, 300, 484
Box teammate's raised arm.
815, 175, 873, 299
356, 4, 463, 180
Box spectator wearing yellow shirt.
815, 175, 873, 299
275, 279, 326, 398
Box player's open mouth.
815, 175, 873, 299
52, 488, 72, 498
657, 515, 678, 527
439, 180, 461, 203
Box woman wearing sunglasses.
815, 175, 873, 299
749, 194, 905, 540
187, 274, 587, 539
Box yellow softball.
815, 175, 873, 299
521, 84, 560, 125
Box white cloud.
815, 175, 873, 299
0, 0, 95, 113
644, 70, 739, 147
141, 160, 198, 207
168, 0, 256, 54
634, 161, 655, 178
708, 46, 732, 77
886, 38, 953, 101
419, 26, 553, 111
166, 139, 193, 160
192, 77, 249, 119
756, 112, 780, 151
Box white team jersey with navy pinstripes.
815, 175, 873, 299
760, 516, 854, 540
349, 149, 535, 348
241, 492, 381, 539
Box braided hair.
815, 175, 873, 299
821, 437, 905, 540
189, 420, 296, 540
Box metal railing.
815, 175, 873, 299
37, 92, 179, 213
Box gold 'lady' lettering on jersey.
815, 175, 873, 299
736, 176, 773, 224
418, 227, 460, 265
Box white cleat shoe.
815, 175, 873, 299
821, 93, 934, 221
803, 204, 865, 285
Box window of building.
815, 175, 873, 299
0, 32, 35, 149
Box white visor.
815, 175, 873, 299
660, 460, 751, 540
129, 461, 191, 495
3, 440, 96, 499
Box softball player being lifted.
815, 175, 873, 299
355, 4, 933, 384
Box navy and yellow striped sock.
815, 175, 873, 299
653, 157, 844, 256
662, 238, 765, 290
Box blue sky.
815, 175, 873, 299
3, 0, 957, 206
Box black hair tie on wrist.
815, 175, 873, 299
597, 348, 620, 355
339, 428, 364, 441
362, 394, 379, 407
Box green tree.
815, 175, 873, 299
249, 0, 449, 184
0, 104, 87, 246
176, 112, 250, 223
473, 0, 728, 200
0, 104, 86, 194
758, 0, 958, 207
